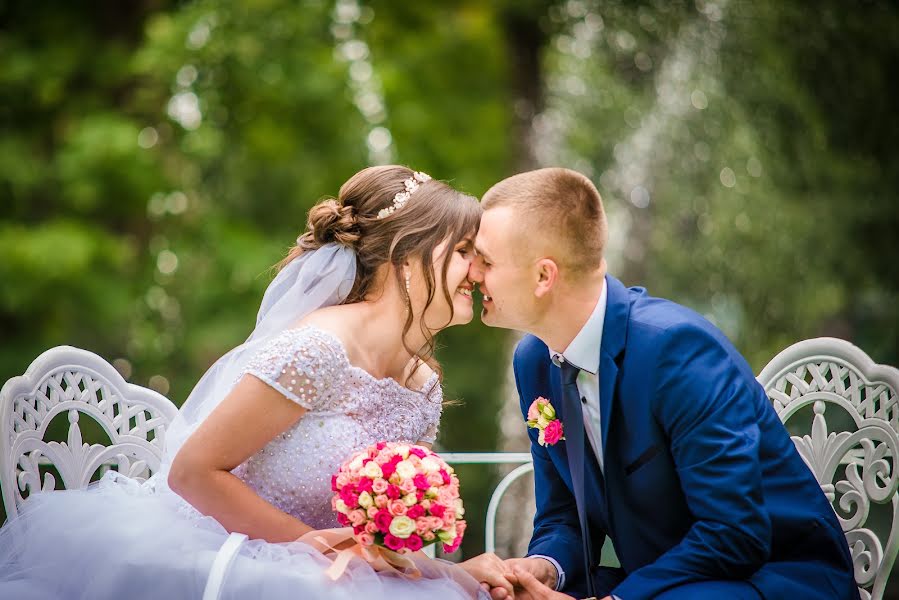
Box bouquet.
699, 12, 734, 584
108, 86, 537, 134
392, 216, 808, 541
330, 442, 466, 554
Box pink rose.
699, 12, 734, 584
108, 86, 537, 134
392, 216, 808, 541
426, 472, 443, 487
527, 399, 542, 421
365, 521, 378, 534
337, 513, 350, 527
336, 473, 349, 488
384, 533, 405, 552
415, 517, 431, 536
358, 532, 375, 546
420, 499, 431, 511
374, 494, 389, 508
376, 441, 386, 451
414, 474, 431, 490
366, 506, 379, 519
388, 500, 407, 517
399, 479, 417, 494
356, 477, 373, 494
372, 478, 388, 494
404, 533, 423, 552
422, 531, 435, 541
406, 504, 425, 520
340, 489, 359, 507
331, 474, 339, 491
543, 419, 564, 445
353, 524, 365, 535
380, 461, 397, 479
439, 469, 451, 485
443, 539, 461, 553
386, 485, 401, 500
428, 516, 444, 530
374, 509, 393, 533
437, 488, 456, 506
409, 447, 427, 459
348, 509, 366, 526
430, 503, 446, 518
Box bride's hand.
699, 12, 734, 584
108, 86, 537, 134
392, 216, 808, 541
459, 553, 515, 598
296, 528, 357, 552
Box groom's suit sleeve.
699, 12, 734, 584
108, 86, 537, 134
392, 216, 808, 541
611, 322, 772, 600
513, 340, 590, 596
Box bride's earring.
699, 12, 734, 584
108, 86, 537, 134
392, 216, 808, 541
404, 270, 412, 308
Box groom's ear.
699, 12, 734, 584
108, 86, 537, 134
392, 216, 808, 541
534, 258, 558, 298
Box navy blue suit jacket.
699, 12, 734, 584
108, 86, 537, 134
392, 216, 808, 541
515, 275, 857, 599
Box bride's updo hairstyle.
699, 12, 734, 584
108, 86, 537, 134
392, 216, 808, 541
278, 165, 481, 382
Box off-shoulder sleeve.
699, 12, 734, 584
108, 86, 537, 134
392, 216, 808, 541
242, 326, 347, 411
418, 380, 443, 444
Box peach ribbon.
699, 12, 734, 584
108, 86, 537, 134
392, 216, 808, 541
297, 527, 421, 580
296, 528, 482, 598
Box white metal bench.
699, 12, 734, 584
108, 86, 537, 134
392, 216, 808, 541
2, 338, 897, 599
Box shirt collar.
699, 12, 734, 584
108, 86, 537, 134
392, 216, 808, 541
549, 282, 607, 375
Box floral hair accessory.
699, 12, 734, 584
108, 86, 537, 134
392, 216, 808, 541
526, 397, 565, 446
376, 171, 431, 219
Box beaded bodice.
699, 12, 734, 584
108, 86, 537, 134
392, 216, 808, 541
231, 325, 442, 529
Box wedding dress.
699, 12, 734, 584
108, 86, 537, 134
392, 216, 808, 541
0, 325, 481, 600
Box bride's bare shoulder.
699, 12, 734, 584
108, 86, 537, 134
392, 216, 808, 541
292, 305, 359, 339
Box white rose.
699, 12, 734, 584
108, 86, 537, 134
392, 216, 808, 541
454, 498, 465, 517
537, 415, 550, 428
358, 491, 373, 509
395, 460, 416, 480
395, 445, 410, 459
362, 461, 383, 479
388, 515, 416, 539
420, 457, 440, 473
402, 493, 417, 506
335, 499, 349, 514
349, 455, 365, 472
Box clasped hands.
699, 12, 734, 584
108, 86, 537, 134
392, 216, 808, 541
461, 555, 612, 600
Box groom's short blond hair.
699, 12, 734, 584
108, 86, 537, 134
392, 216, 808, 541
481, 168, 607, 274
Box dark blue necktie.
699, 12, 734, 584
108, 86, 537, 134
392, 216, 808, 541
560, 359, 595, 598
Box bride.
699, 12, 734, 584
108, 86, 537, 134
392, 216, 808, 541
0, 166, 511, 599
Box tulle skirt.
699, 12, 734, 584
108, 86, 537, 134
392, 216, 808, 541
0, 473, 483, 600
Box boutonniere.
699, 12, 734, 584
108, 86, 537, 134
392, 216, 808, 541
526, 397, 565, 446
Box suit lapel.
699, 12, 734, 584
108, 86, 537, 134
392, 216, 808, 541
598, 275, 630, 466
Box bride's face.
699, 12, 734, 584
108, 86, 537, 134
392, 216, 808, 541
415, 235, 476, 331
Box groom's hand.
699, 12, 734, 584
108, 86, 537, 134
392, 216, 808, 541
508, 565, 572, 600
487, 557, 557, 600
459, 552, 514, 598
511, 566, 611, 600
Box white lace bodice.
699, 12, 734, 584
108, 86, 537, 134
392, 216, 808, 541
230, 325, 443, 529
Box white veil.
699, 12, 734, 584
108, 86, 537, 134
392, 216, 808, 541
161, 243, 357, 468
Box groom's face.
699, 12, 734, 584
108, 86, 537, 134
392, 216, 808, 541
469, 207, 537, 330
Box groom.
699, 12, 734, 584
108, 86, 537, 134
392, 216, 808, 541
468, 168, 858, 600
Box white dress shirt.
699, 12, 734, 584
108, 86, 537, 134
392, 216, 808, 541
530, 283, 608, 593
550, 281, 607, 471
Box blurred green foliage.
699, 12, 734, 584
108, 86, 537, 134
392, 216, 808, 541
1, 0, 897, 570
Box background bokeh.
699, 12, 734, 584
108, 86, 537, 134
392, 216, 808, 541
2, 0, 898, 589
